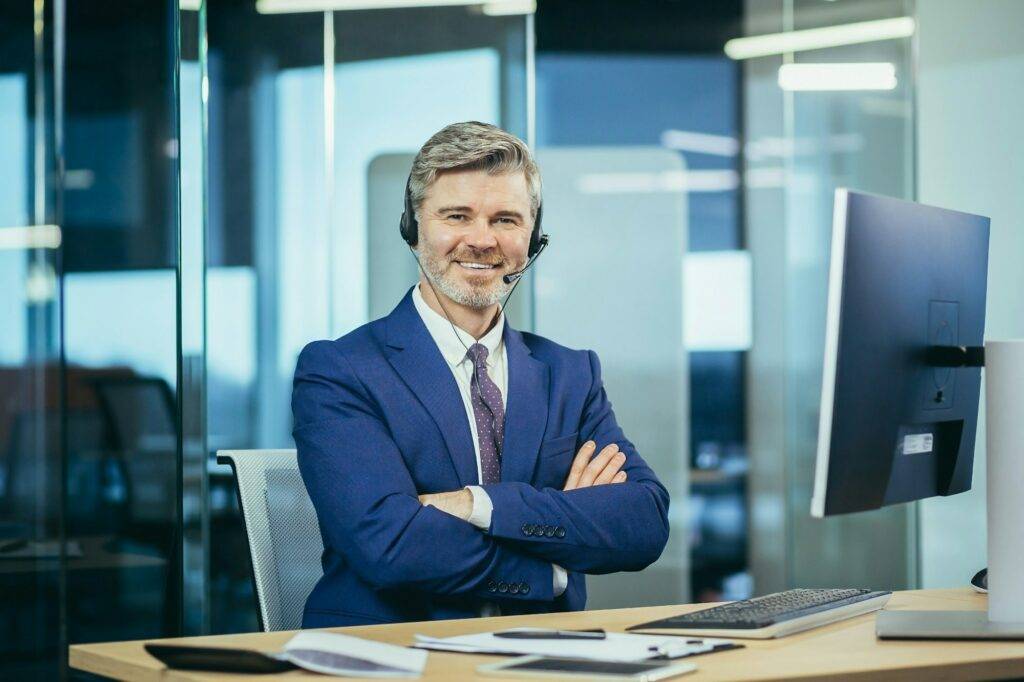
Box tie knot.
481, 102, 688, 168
467, 343, 489, 365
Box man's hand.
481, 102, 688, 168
563, 441, 628, 491
418, 489, 474, 521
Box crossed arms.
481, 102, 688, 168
292, 341, 671, 605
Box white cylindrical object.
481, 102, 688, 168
986, 340, 1024, 623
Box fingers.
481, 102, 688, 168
563, 441, 596, 490
613, 471, 627, 483
592, 450, 627, 486
577, 443, 621, 488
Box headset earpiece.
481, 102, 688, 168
528, 203, 545, 258
399, 178, 419, 247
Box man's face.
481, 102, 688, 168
415, 168, 533, 309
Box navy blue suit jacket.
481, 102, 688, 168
292, 288, 670, 628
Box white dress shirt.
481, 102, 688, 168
412, 284, 567, 597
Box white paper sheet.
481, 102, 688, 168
283, 632, 427, 678
412, 628, 730, 662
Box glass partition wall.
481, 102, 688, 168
1, 1, 191, 678
0, 3, 63, 677
743, 0, 917, 593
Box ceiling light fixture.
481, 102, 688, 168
256, 0, 532, 14
724, 17, 914, 60
777, 63, 897, 91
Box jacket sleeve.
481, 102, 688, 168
480, 350, 671, 574
292, 340, 556, 602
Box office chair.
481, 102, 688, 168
216, 449, 323, 632
91, 377, 178, 533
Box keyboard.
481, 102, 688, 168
627, 588, 891, 639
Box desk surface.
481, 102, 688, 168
0, 535, 166, 576
70, 588, 1024, 681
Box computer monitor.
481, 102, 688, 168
811, 189, 990, 518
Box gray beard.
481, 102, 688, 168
417, 249, 513, 309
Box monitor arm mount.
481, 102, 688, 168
926, 345, 986, 367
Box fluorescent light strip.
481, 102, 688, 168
577, 170, 739, 195
258, 0, 475, 12
481, 0, 534, 15
778, 63, 896, 91
724, 17, 914, 60
256, 0, 533, 13
0, 224, 62, 250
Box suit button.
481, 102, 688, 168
522, 523, 533, 536
555, 527, 566, 538
487, 580, 497, 592
498, 581, 509, 593
509, 583, 520, 594
544, 526, 555, 538
520, 583, 530, 595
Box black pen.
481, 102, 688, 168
493, 629, 606, 640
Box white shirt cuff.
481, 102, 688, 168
465, 486, 493, 530
553, 564, 568, 597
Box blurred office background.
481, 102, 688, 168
2, 0, 1022, 678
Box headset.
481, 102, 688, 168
399, 178, 549, 283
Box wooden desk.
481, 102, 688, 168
70, 589, 1024, 681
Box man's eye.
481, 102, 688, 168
496, 217, 516, 225
447, 214, 467, 222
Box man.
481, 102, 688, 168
293, 121, 669, 627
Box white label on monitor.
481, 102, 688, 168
902, 433, 934, 455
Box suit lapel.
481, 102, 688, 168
385, 290, 479, 487
501, 325, 550, 483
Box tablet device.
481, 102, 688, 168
477, 655, 697, 681
144, 643, 295, 673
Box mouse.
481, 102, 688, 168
971, 567, 987, 593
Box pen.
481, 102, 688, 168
493, 629, 606, 640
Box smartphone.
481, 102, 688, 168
477, 655, 697, 681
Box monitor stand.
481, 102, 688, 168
877, 610, 1024, 640
877, 340, 1024, 640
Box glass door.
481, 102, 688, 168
0, 2, 63, 677
1, 1, 191, 677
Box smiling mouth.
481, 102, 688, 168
454, 261, 501, 272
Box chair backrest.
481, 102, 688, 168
217, 449, 323, 632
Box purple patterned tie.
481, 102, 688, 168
467, 343, 505, 484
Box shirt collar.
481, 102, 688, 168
412, 283, 505, 368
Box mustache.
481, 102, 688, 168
448, 251, 505, 265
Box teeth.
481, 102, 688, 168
458, 262, 496, 270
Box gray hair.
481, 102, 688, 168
409, 121, 541, 222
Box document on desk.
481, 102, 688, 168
282, 632, 427, 677
413, 628, 737, 662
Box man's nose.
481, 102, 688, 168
463, 218, 499, 249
